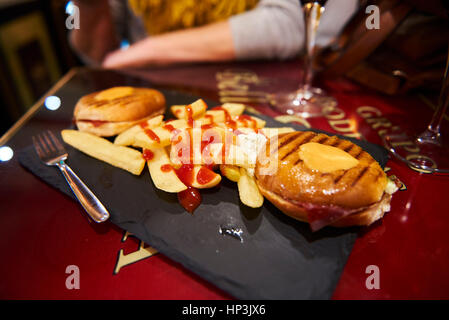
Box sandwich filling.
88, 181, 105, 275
303, 180, 397, 231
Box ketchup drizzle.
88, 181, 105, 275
139, 121, 149, 129
196, 166, 216, 185
144, 128, 160, 143
211, 106, 237, 130
160, 164, 172, 172
186, 105, 194, 127
163, 123, 176, 132
142, 149, 154, 161
236, 114, 257, 129
174, 164, 195, 187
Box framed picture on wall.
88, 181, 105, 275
0, 11, 61, 112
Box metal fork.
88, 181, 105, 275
33, 131, 110, 223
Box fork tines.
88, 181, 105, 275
33, 130, 66, 159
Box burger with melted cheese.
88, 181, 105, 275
255, 131, 398, 231
74, 86, 165, 137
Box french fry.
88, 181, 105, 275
202, 113, 265, 130
114, 115, 163, 146
237, 167, 264, 208
197, 110, 227, 123
221, 103, 245, 116
197, 103, 245, 124
146, 146, 187, 193
61, 130, 145, 175
220, 165, 241, 182
235, 115, 266, 129
168, 127, 226, 166
208, 143, 255, 168
171, 99, 207, 119
133, 119, 188, 149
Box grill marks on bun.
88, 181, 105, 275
275, 131, 377, 189
74, 87, 166, 137
255, 131, 391, 230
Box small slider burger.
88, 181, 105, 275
74, 86, 166, 137
255, 131, 398, 231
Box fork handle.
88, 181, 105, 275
57, 161, 110, 223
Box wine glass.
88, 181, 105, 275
269, 0, 337, 118
382, 47, 449, 174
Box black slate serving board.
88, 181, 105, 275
18, 88, 388, 299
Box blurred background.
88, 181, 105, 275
0, 0, 80, 136
0, 0, 447, 137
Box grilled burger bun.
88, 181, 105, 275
255, 131, 397, 231
74, 86, 165, 136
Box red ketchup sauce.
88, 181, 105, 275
186, 105, 194, 127
236, 114, 257, 129
177, 187, 202, 214
174, 164, 195, 186
160, 164, 172, 172
91, 120, 108, 127
144, 128, 160, 143
171, 107, 230, 213
142, 149, 154, 161
163, 123, 176, 133
196, 166, 216, 185
80, 120, 108, 127
211, 106, 237, 130
174, 164, 201, 213
204, 114, 215, 125
139, 121, 149, 129
200, 130, 217, 155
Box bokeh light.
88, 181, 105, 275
45, 96, 61, 111
0, 146, 13, 162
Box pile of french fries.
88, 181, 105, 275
61, 99, 294, 210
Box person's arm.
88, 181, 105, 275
102, 0, 303, 69
102, 20, 235, 68
101, 0, 358, 69
70, 0, 120, 64
229, 0, 303, 60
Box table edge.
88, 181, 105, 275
0, 67, 79, 146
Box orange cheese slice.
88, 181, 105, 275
299, 142, 359, 173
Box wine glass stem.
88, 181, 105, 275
416, 48, 449, 145
302, 2, 324, 91
426, 49, 449, 135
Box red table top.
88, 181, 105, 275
1, 61, 448, 300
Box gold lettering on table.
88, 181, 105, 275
365, 117, 392, 130
355, 106, 436, 174
322, 106, 363, 139
356, 106, 382, 118
219, 96, 268, 103
274, 115, 311, 128
216, 70, 269, 104
390, 141, 420, 153
113, 231, 158, 275
323, 107, 346, 120
328, 119, 357, 133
